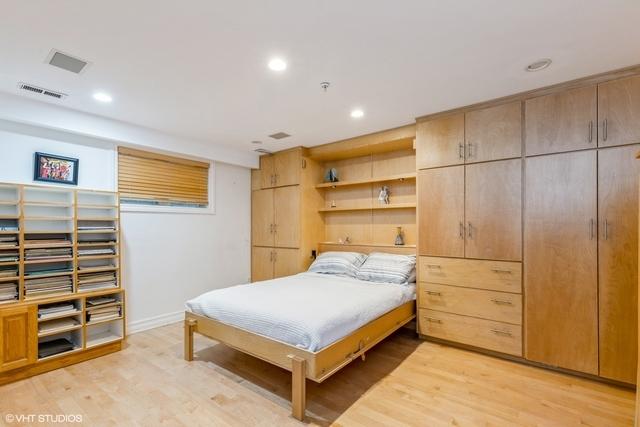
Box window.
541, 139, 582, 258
117, 147, 210, 208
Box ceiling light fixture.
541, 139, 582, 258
525, 59, 552, 72
350, 109, 364, 119
93, 92, 112, 103
268, 58, 287, 71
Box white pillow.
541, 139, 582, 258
308, 251, 367, 278
356, 252, 416, 284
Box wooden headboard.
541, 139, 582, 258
317, 243, 416, 256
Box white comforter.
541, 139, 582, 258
185, 272, 415, 352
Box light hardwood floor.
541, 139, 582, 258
0, 323, 634, 426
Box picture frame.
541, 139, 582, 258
33, 152, 79, 186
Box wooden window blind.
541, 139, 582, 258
118, 147, 210, 207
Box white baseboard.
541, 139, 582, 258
127, 311, 184, 335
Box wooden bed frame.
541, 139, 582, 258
184, 243, 416, 421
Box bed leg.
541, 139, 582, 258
289, 355, 306, 421
184, 319, 196, 361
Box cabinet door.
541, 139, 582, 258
465, 101, 522, 163
251, 169, 262, 191
274, 186, 300, 248
416, 114, 465, 169
251, 247, 274, 282
260, 155, 275, 189
274, 149, 301, 187
598, 145, 639, 383
0, 306, 37, 372
524, 151, 598, 374
598, 75, 640, 148
465, 159, 522, 261
251, 189, 274, 247
418, 166, 464, 257
525, 86, 597, 156
274, 248, 300, 279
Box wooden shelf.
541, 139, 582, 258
86, 331, 123, 348
0, 215, 19, 220
24, 230, 73, 234
86, 315, 123, 327
77, 217, 118, 221
319, 203, 417, 213
0, 200, 19, 206
24, 216, 73, 221
77, 266, 117, 274
24, 271, 73, 280
77, 204, 117, 209
0, 230, 19, 235
78, 255, 117, 261
24, 258, 74, 265
319, 242, 417, 249
0, 276, 19, 283
316, 173, 416, 189
24, 243, 73, 249
23, 201, 73, 207
77, 229, 118, 234
77, 242, 117, 247
0, 260, 18, 267
38, 309, 82, 323
37, 347, 82, 362
25, 291, 74, 302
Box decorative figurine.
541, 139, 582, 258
378, 186, 390, 204
395, 227, 404, 246
324, 168, 339, 183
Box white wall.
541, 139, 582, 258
0, 120, 251, 332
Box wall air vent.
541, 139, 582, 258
254, 148, 272, 154
268, 132, 291, 140
46, 49, 90, 74
17, 83, 67, 100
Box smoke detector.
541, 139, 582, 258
45, 49, 90, 74
268, 132, 291, 140
17, 83, 67, 100
526, 59, 552, 72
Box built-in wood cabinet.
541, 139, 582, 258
274, 186, 300, 248
525, 85, 597, 156
598, 75, 640, 148
251, 189, 274, 247
598, 145, 639, 383
418, 166, 464, 258
465, 159, 521, 261
0, 306, 37, 372
416, 114, 465, 169
524, 151, 598, 374
465, 101, 522, 163
251, 247, 301, 281
418, 160, 521, 261
259, 148, 302, 188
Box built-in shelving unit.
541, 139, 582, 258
0, 183, 124, 381
318, 203, 417, 213
315, 173, 416, 189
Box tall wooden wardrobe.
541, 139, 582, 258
251, 147, 324, 281
417, 69, 640, 384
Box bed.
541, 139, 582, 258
183, 244, 416, 421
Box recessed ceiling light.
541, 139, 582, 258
268, 58, 287, 71
93, 92, 112, 103
350, 109, 364, 119
525, 59, 552, 72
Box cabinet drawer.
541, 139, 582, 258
419, 283, 522, 324
418, 256, 521, 293
418, 309, 522, 356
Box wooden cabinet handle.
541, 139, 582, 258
458, 143, 465, 159
425, 317, 442, 324
490, 299, 513, 306
589, 219, 595, 240
490, 329, 513, 337
425, 290, 442, 296
491, 269, 512, 274
467, 143, 473, 159
603, 119, 608, 141
459, 222, 464, 239
426, 264, 441, 269
603, 220, 609, 240
467, 222, 472, 238
588, 121, 593, 143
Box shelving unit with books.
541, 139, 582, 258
0, 183, 124, 384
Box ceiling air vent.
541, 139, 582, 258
46, 49, 89, 74
268, 132, 291, 140
254, 148, 272, 154
17, 83, 67, 100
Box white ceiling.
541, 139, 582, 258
1, 1, 639, 153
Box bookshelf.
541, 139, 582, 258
0, 183, 124, 383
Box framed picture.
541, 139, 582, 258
33, 152, 79, 186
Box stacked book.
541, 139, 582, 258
0, 250, 19, 262
38, 302, 78, 319
0, 266, 18, 279
0, 236, 18, 248
78, 247, 115, 257
38, 337, 75, 359
0, 282, 17, 302
86, 300, 121, 323
25, 276, 73, 298
38, 317, 80, 335
0, 224, 18, 232
78, 271, 117, 292
25, 247, 72, 261
78, 225, 116, 231
78, 239, 116, 245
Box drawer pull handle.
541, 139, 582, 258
490, 329, 513, 337
426, 264, 441, 269
490, 299, 513, 306
425, 317, 442, 324
425, 291, 442, 296
491, 269, 512, 274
